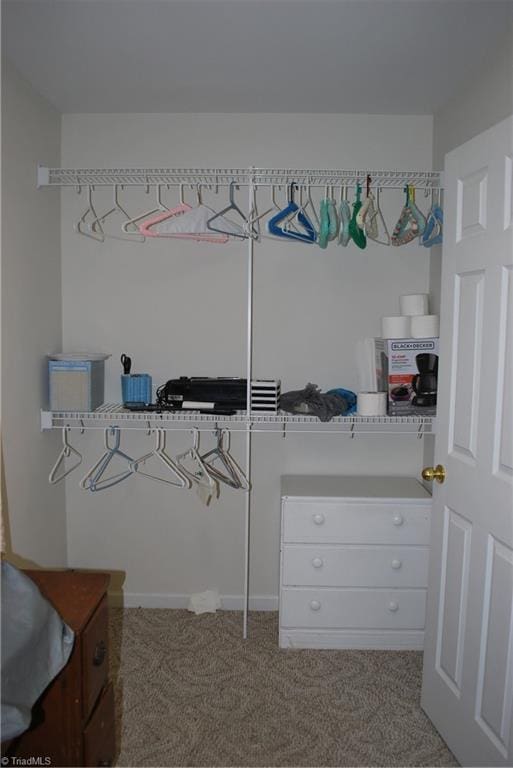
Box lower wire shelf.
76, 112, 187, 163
41, 404, 436, 436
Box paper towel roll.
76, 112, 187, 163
400, 293, 429, 316
411, 314, 439, 338
357, 392, 387, 416
381, 315, 411, 339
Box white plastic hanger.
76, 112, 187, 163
49, 427, 82, 484
80, 427, 134, 492
130, 429, 190, 488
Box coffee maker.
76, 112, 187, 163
412, 353, 438, 407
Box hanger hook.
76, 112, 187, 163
62, 426, 71, 450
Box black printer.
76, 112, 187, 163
156, 377, 247, 410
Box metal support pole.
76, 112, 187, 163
243, 172, 255, 639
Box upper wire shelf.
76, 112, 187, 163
37, 166, 443, 190
41, 405, 435, 436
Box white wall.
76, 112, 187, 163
61, 113, 433, 606
429, 31, 513, 316
1, 61, 66, 565
433, 31, 513, 171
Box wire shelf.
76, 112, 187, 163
37, 165, 443, 190
41, 405, 435, 436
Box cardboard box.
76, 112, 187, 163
375, 337, 439, 416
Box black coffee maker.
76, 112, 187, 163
412, 353, 438, 407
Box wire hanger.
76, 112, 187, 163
304, 185, 320, 230
130, 428, 190, 488
356, 175, 375, 233
421, 188, 443, 247
122, 183, 169, 234
365, 186, 391, 245
246, 185, 275, 239
88, 184, 145, 242
80, 427, 134, 492
175, 428, 219, 501
268, 183, 317, 243
49, 427, 83, 484
75, 185, 105, 242
207, 182, 251, 240
139, 185, 233, 242
219, 429, 249, 490
391, 184, 426, 246
200, 429, 250, 490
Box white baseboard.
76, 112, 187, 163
109, 591, 278, 611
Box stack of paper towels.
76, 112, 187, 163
381, 294, 439, 338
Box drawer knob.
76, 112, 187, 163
391, 559, 402, 570
311, 557, 324, 569
309, 600, 321, 611
93, 639, 107, 667
392, 513, 404, 527
312, 513, 325, 525
388, 601, 399, 612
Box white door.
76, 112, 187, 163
421, 115, 513, 766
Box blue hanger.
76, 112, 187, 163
268, 183, 317, 243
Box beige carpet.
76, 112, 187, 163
109, 608, 457, 767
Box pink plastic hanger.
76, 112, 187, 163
138, 185, 229, 243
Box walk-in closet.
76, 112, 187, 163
2, 2, 512, 767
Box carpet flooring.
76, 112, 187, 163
109, 608, 458, 767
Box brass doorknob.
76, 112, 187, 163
422, 464, 446, 484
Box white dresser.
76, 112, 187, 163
279, 475, 432, 650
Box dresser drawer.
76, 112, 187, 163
82, 596, 109, 722
83, 682, 115, 767
282, 501, 430, 545
280, 588, 427, 629
282, 545, 429, 587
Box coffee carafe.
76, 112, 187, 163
412, 353, 438, 407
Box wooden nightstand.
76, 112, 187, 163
5, 570, 116, 767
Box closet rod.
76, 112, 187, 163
37, 165, 443, 190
